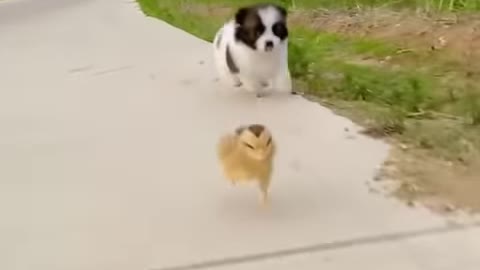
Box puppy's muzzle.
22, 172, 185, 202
265, 40, 274, 51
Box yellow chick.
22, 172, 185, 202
217, 124, 276, 205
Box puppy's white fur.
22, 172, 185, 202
213, 5, 292, 96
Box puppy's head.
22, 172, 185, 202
235, 124, 274, 161
234, 4, 288, 52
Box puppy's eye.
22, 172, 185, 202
254, 25, 265, 37
272, 22, 288, 39
243, 142, 255, 149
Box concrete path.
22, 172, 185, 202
0, 0, 479, 269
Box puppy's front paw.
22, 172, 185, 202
242, 80, 261, 93
256, 89, 271, 98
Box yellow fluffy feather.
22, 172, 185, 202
217, 124, 276, 205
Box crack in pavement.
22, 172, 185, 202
92, 65, 133, 76
151, 221, 480, 270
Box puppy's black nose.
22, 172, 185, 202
265, 41, 274, 50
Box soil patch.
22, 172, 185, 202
378, 144, 480, 214
290, 8, 480, 74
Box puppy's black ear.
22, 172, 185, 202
235, 7, 249, 25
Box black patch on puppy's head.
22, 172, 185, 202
270, 4, 288, 41
234, 6, 265, 50
272, 21, 288, 41
234, 4, 289, 50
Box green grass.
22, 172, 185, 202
137, 0, 480, 162
142, 0, 480, 11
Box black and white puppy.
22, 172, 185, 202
213, 4, 292, 97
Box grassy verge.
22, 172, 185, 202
137, 0, 480, 212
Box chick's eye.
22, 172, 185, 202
266, 138, 272, 146
243, 142, 255, 149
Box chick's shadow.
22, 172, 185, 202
216, 179, 318, 222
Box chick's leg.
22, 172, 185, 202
223, 168, 238, 186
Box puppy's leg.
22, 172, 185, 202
226, 73, 242, 88
215, 64, 242, 88
272, 68, 294, 94
213, 45, 242, 89
242, 79, 267, 98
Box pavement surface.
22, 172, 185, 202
1, 0, 479, 269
